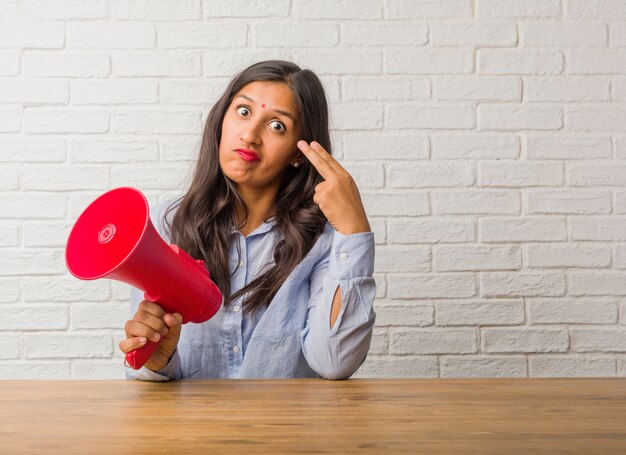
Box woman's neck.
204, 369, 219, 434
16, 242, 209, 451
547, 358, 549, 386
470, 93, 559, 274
236, 185, 278, 237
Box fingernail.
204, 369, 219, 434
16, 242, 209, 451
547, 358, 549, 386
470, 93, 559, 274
139, 337, 147, 344
152, 333, 161, 342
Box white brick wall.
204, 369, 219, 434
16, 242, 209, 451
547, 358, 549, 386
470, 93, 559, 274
1, 0, 625, 380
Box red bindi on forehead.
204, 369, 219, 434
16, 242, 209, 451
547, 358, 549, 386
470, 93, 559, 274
261, 103, 266, 108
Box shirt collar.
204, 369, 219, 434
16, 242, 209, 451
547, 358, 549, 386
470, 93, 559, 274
230, 217, 278, 238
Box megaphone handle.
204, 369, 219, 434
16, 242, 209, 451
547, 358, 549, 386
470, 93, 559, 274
125, 339, 160, 370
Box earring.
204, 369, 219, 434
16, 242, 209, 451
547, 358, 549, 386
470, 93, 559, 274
292, 161, 301, 168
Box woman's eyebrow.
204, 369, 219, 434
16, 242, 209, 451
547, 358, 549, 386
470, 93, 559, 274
235, 94, 295, 121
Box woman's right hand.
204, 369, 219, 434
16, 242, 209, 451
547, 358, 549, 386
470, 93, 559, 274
119, 300, 183, 372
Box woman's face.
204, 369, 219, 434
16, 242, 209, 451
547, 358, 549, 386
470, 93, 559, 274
219, 81, 301, 191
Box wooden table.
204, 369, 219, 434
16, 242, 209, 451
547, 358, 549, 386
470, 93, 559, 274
1, 378, 625, 453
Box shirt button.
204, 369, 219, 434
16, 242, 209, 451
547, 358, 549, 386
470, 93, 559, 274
232, 346, 240, 353
237, 260, 244, 268
233, 305, 241, 313
339, 253, 348, 261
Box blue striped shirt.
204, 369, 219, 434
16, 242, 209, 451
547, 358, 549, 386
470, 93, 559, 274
125, 200, 376, 381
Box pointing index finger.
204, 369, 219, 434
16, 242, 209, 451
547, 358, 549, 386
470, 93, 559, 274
297, 140, 334, 179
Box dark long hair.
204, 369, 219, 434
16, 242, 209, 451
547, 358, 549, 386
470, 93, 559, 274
165, 60, 330, 314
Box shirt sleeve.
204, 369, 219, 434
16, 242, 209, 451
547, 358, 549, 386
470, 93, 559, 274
300, 229, 376, 380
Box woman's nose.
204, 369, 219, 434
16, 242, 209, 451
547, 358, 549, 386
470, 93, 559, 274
240, 122, 261, 145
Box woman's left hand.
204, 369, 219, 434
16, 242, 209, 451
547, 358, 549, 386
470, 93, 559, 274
297, 140, 371, 235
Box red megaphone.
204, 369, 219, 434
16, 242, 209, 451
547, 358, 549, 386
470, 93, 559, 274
65, 187, 222, 370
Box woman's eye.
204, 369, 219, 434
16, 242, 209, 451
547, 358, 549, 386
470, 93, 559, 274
270, 121, 285, 132
237, 106, 250, 117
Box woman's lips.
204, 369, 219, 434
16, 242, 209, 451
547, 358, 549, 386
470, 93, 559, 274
234, 149, 260, 162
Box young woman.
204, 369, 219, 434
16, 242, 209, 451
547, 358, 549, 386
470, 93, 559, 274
120, 60, 376, 380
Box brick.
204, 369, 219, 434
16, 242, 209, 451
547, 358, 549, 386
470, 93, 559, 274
481, 272, 566, 297
441, 356, 527, 378
525, 77, 610, 101
72, 303, 128, 329
23, 0, 107, 20
616, 138, 626, 159
478, 104, 562, 130
375, 246, 431, 273
432, 21, 517, 46
0, 249, 65, 276
0, 23, 64, 48
0, 107, 20, 132
389, 218, 475, 244
22, 276, 110, 303
333, 102, 383, 129
201, 50, 296, 77
566, 106, 626, 131
112, 53, 201, 77
295, 0, 381, 18
526, 136, 611, 160
391, 329, 477, 354
436, 299, 525, 326
23, 221, 74, 247
342, 76, 429, 102
616, 246, 626, 269
111, 0, 201, 20
24, 333, 113, 359
374, 303, 434, 327
386, 49, 473, 74
110, 109, 201, 134
361, 192, 429, 216
612, 23, 626, 47
529, 299, 617, 324
527, 190, 611, 214
294, 50, 381, 75
72, 80, 158, 104
0, 336, 19, 360
70, 140, 158, 163
570, 272, 626, 296
68, 23, 155, 49
22, 165, 108, 191
0, 78, 68, 104
0, 168, 18, 190
0, 193, 66, 219
526, 244, 611, 268
23, 52, 110, 77
354, 355, 439, 378
569, 164, 626, 186
568, 50, 626, 74
520, 22, 607, 47
0, 362, 71, 379
3, 306, 68, 331
111, 165, 190, 190
388, 274, 476, 299
343, 132, 429, 160
161, 23, 248, 48
567, 0, 626, 18
23, 108, 108, 134
0, 1, 19, 21
0, 279, 20, 303
433, 76, 521, 101
387, 161, 474, 188
483, 328, 569, 353
432, 134, 519, 160
385, 0, 471, 18
571, 218, 626, 241
436, 245, 521, 272
0, 51, 19, 76
571, 328, 626, 352
159, 79, 228, 105
480, 217, 567, 242
0, 223, 18, 247
342, 22, 427, 46
386, 104, 474, 130
342, 162, 384, 189
203, 0, 289, 17
160, 138, 201, 162
72, 361, 125, 380
478, 49, 563, 75
529, 356, 616, 377
614, 77, 626, 101
479, 161, 563, 186
433, 190, 520, 215
477, 0, 560, 18
0, 138, 66, 162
